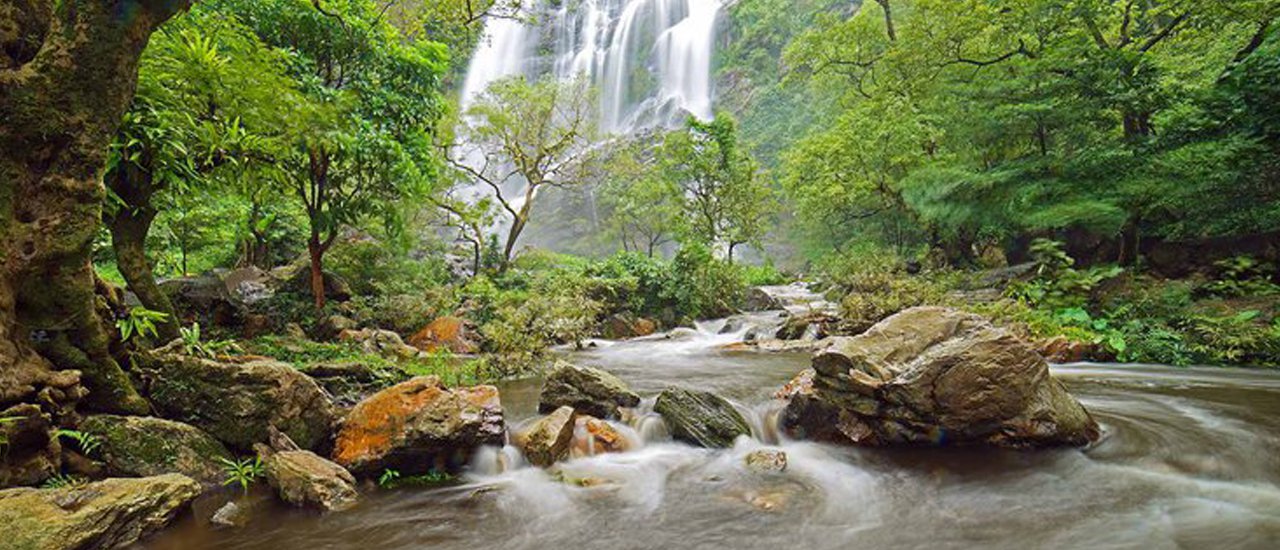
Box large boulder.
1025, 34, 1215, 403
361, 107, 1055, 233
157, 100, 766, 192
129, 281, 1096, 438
136, 349, 337, 451
80, 415, 232, 486
0, 474, 201, 550
258, 448, 358, 512
600, 314, 658, 340
407, 316, 479, 354
654, 388, 751, 449
538, 363, 640, 420
780, 307, 1100, 448
159, 274, 245, 327
332, 377, 504, 476
513, 406, 576, 467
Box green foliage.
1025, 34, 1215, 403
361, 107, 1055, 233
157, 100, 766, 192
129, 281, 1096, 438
41, 474, 90, 490
1204, 256, 1280, 298
180, 323, 242, 359
376, 468, 452, 489
54, 429, 103, 458
218, 456, 264, 494
116, 307, 170, 342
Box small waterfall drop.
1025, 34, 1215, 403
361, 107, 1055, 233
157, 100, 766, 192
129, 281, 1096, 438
460, 0, 723, 134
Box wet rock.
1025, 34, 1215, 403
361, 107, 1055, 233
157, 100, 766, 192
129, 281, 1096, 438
780, 307, 1100, 448
136, 349, 337, 451
513, 406, 576, 467
744, 449, 788, 473
570, 416, 633, 458
0, 404, 60, 488
654, 388, 751, 449
258, 447, 358, 512
601, 314, 658, 340
408, 316, 480, 354
744, 287, 783, 312
0, 474, 201, 549
338, 328, 420, 360
1036, 336, 1098, 363
538, 362, 640, 420
775, 311, 838, 341
332, 377, 504, 476
210, 501, 250, 528
80, 415, 233, 486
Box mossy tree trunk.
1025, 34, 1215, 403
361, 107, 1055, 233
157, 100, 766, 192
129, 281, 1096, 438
104, 160, 182, 342
1, 0, 192, 415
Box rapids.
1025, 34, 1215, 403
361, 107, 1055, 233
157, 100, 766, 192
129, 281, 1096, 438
141, 307, 1280, 549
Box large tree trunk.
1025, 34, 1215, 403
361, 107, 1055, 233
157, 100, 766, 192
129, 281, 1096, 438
1, 0, 192, 416
104, 163, 181, 341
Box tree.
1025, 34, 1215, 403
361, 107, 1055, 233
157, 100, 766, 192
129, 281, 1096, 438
104, 9, 297, 340
2, 0, 193, 414
221, 0, 449, 308
596, 137, 681, 257
660, 112, 772, 262
448, 75, 598, 270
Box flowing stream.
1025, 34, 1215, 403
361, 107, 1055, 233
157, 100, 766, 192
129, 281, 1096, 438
142, 295, 1280, 549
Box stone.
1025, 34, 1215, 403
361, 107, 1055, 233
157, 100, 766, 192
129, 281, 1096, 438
80, 415, 233, 485
780, 307, 1100, 448
222, 267, 274, 304
600, 314, 658, 340
407, 316, 479, 354
302, 362, 405, 406
775, 311, 838, 341
136, 349, 337, 451
1036, 336, 1097, 363
570, 416, 633, 458
538, 362, 640, 420
513, 406, 576, 467
258, 448, 358, 512
315, 315, 357, 341
338, 328, 420, 360
332, 377, 504, 476
0, 404, 60, 488
0, 474, 201, 550
744, 449, 788, 473
210, 501, 250, 528
159, 275, 244, 327
744, 287, 783, 311
283, 322, 308, 341
654, 388, 751, 449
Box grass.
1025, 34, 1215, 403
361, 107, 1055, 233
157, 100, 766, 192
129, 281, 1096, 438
245, 336, 493, 387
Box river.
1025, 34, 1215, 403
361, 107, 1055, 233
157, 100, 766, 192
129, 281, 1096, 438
139, 309, 1280, 549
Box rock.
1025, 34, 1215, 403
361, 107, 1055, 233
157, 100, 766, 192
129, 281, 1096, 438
775, 311, 838, 341
538, 362, 640, 420
159, 274, 245, 327
654, 388, 751, 449
744, 287, 783, 311
407, 316, 479, 354
744, 450, 788, 473
601, 314, 658, 340
242, 314, 271, 339
780, 307, 1100, 448
210, 501, 249, 528
137, 349, 337, 451
283, 322, 308, 341
513, 406, 576, 467
332, 377, 504, 476
258, 448, 358, 512
0, 474, 201, 550
315, 315, 357, 341
570, 416, 633, 458
223, 267, 274, 304
0, 404, 60, 488
284, 265, 353, 303
1036, 336, 1097, 363
339, 328, 420, 360
80, 415, 233, 485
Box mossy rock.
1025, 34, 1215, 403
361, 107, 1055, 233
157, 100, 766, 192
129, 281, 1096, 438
538, 362, 640, 419
654, 388, 751, 448
81, 415, 232, 485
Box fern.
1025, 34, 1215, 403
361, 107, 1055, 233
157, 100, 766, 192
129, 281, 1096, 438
55, 429, 103, 457
218, 456, 264, 493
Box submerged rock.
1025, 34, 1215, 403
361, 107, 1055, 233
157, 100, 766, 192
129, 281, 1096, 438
513, 406, 576, 467
332, 377, 504, 476
538, 362, 640, 420
654, 388, 751, 449
136, 348, 337, 451
744, 449, 788, 473
780, 307, 1100, 448
80, 415, 233, 485
259, 448, 358, 512
0, 474, 201, 550
210, 501, 250, 528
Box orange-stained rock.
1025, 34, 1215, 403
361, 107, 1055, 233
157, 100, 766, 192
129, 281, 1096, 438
408, 316, 479, 354
569, 416, 633, 458
332, 377, 504, 476
1036, 336, 1097, 363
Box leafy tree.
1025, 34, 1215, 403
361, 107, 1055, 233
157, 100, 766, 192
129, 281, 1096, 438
597, 138, 681, 257
660, 112, 773, 262
448, 76, 599, 270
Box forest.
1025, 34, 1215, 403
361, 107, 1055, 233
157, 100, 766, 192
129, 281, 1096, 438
1, 1, 1278, 549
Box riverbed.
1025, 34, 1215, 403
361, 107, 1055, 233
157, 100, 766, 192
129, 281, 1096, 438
141, 320, 1280, 549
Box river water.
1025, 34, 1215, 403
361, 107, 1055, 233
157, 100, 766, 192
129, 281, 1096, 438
141, 316, 1280, 549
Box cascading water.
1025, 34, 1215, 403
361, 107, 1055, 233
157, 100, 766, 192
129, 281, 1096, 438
460, 0, 723, 134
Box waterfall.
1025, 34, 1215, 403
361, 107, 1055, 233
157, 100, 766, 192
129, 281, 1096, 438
460, 0, 722, 134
